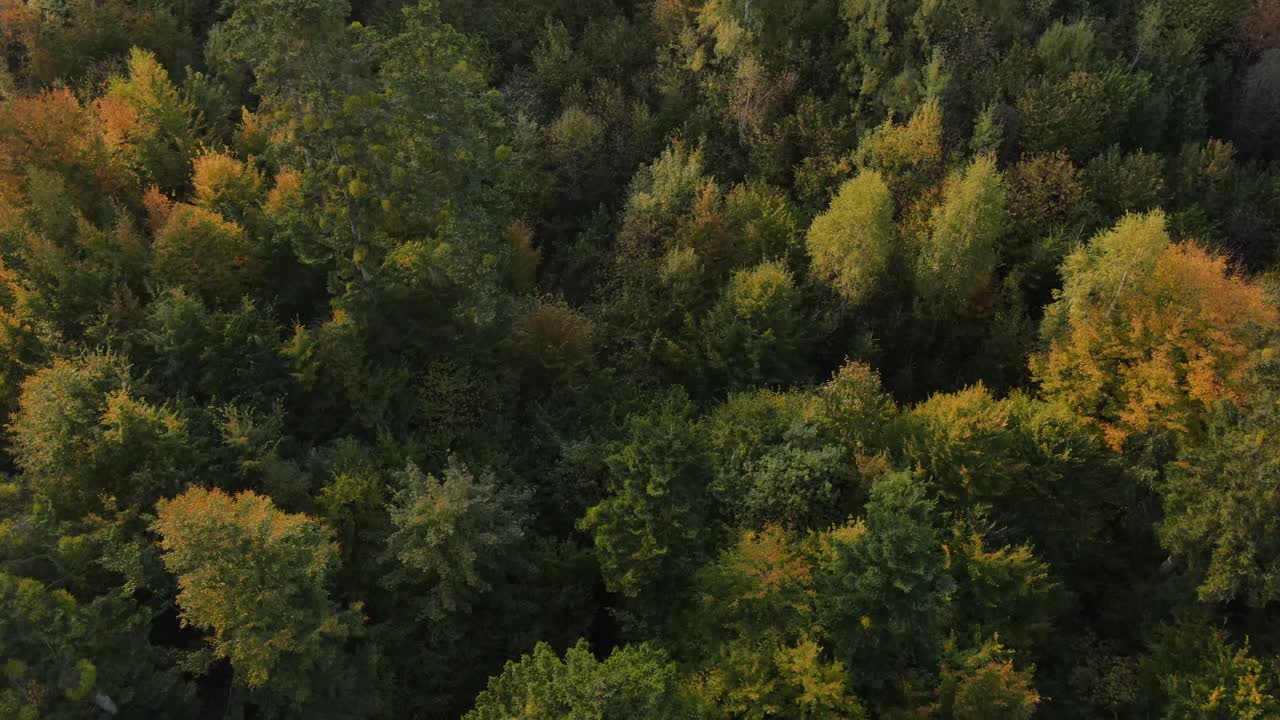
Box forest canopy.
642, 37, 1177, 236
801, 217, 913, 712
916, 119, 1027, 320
4, 0, 1280, 717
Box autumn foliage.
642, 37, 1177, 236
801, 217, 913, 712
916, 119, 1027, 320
1034, 212, 1278, 448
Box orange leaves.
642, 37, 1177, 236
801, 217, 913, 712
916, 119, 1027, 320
731, 526, 812, 603
142, 186, 174, 232
0, 0, 35, 43
98, 48, 196, 190
192, 152, 264, 214
0, 88, 135, 209
155, 487, 312, 554
93, 95, 141, 149
1034, 212, 1279, 448
0, 89, 89, 178
265, 168, 303, 214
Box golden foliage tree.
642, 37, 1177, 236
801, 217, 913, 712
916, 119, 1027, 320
151, 204, 259, 305
1033, 211, 1278, 448
154, 487, 362, 710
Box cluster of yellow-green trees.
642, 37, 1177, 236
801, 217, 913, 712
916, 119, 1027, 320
5, 0, 1280, 717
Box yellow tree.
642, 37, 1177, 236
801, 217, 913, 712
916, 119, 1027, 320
150, 203, 259, 305
191, 151, 264, 221
96, 48, 198, 192
806, 169, 895, 305
914, 154, 1007, 308
154, 487, 365, 714
1032, 211, 1278, 449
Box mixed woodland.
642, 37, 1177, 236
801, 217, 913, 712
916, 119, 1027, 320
6, 0, 1280, 716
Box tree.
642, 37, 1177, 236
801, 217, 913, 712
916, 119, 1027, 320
0, 258, 42, 420
97, 48, 198, 192
1033, 211, 1278, 449
1003, 152, 1090, 300
1154, 625, 1280, 720
914, 154, 1006, 307
933, 636, 1041, 720
815, 471, 951, 695
579, 394, 711, 624
684, 526, 869, 720
0, 88, 133, 215
10, 353, 194, 519
944, 521, 1059, 653
150, 203, 260, 306
0, 572, 191, 718
0, 0, 187, 88
153, 487, 368, 715
724, 181, 803, 270
514, 299, 594, 388
811, 359, 900, 457
1035, 21, 1095, 78
1016, 71, 1108, 160
702, 259, 805, 390
373, 460, 532, 715
136, 289, 290, 406
690, 638, 867, 720
1158, 369, 1280, 606
806, 169, 896, 305
905, 383, 1028, 506
464, 639, 691, 720
855, 99, 945, 201
191, 151, 263, 222
1085, 147, 1167, 221
208, 0, 351, 105
381, 460, 527, 626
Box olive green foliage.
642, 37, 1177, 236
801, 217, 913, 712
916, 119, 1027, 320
154, 487, 367, 714
10, 354, 194, 519
381, 461, 527, 624
579, 394, 711, 615
465, 640, 690, 719
702, 259, 805, 389
5, 0, 1280, 717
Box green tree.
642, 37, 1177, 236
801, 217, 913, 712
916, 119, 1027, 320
381, 460, 527, 626
815, 471, 951, 695
905, 383, 1028, 507
1154, 625, 1280, 720
1016, 71, 1108, 160
0, 572, 191, 718
944, 521, 1059, 653
1158, 369, 1280, 606
579, 394, 711, 625
465, 639, 690, 720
